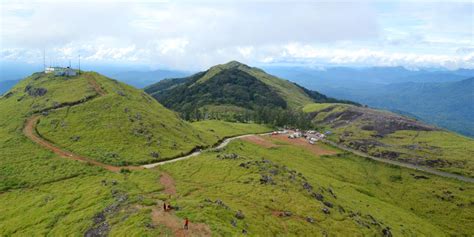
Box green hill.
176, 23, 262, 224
1, 71, 473, 236
145, 61, 356, 119
303, 103, 474, 177
0, 71, 269, 190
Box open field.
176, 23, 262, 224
159, 139, 474, 236
303, 103, 474, 178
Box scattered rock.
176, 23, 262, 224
322, 207, 330, 214
242, 229, 248, 234
306, 216, 315, 223
302, 182, 313, 192
84, 222, 109, 237
279, 211, 292, 217
414, 175, 429, 180
70, 135, 81, 142
269, 169, 279, 175
25, 85, 48, 97
150, 152, 160, 158
260, 174, 274, 185
382, 227, 392, 237
323, 201, 333, 208
311, 192, 324, 201
235, 210, 245, 219
231, 219, 237, 227
215, 199, 229, 209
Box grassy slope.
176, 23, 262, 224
0, 170, 170, 236
192, 120, 272, 144
161, 139, 474, 236
303, 103, 474, 177
0, 72, 104, 192
33, 72, 267, 166
0, 72, 271, 235
187, 61, 315, 109
35, 72, 211, 165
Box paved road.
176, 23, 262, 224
23, 79, 474, 182
143, 133, 270, 168
324, 139, 474, 183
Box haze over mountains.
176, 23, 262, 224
263, 66, 474, 137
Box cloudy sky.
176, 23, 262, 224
1, 0, 472, 70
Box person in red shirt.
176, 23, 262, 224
184, 217, 189, 230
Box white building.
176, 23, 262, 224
44, 67, 77, 77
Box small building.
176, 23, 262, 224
44, 67, 77, 77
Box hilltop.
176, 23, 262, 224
145, 61, 356, 120
1, 70, 473, 236
303, 103, 474, 177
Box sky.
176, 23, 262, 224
0, 0, 473, 71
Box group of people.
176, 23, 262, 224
163, 202, 189, 230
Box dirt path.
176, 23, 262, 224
241, 132, 336, 157
24, 115, 142, 172
241, 135, 277, 148
324, 139, 474, 183
154, 173, 211, 237
152, 206, 212, 237
160, 172, 177, 195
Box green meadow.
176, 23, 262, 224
161, 139, 474, 236
303, 103, 474, 178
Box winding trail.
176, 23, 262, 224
22, 78, 474, 183
323, 139, 474, 183
23, 79, 270, 171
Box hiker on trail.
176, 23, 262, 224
167, 204, 172, 210
163, 202, 167, 211
184, 217, 189, 230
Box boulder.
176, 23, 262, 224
311, 192, 324, 201
323, 201, 333, 208
382, 227, 392, 237
322, 207, 330, 214
235, 210, 245, 219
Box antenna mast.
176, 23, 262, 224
43, 48, 46, 71
78, 55, 81, 74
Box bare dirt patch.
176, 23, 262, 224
152, 204, 211, 237
270, 135, 338, 156
160, 172, 177, 196
241, 135, 277, 148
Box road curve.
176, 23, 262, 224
323, 139, 474, 183
142, 133, 270, 168
25, 114, 269, 171
23, 78, 272, 172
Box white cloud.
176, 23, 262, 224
0, 1, 472, 70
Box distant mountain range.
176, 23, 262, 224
0, 80, 20, 95
109, 69, 192, 88
264, 66, 474, 137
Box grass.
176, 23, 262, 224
304, 103, 474, 177
0, 73, 104, 192
194, 61, 315, 108
1, 72, 473, 236
33, 72, 271, 166
192, 120, 272, 144
160, 138, 474, 236
0, 170, 169, 236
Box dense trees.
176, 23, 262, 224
182, 105, 313, 130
